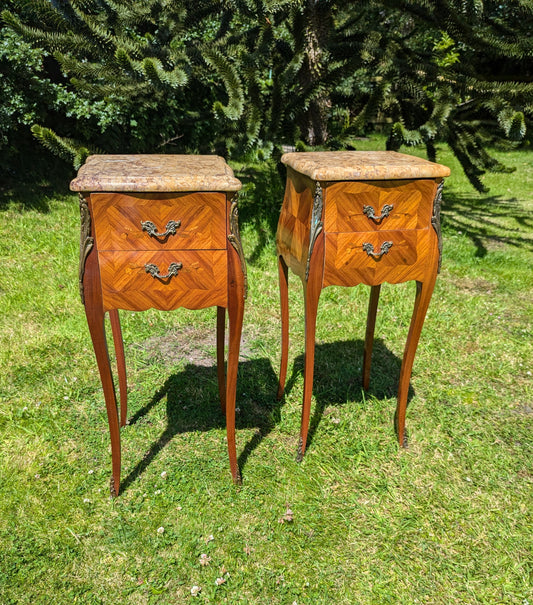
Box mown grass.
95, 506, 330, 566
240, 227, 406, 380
0, 138, 531, 604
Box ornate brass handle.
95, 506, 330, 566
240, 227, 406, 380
363, 204, 394, 222
144, 262, 182, 279
141, 220, 181, 239
362, 241, 393, 258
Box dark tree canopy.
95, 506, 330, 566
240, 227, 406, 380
2, 0, 532, 190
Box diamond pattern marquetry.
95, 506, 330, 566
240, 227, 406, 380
323, 230, 429, 287
276, 168, 316, 279
92, 192, 226, 251
99, 250, 227, 312
323, 179, 436, 232
72, 153, 247, 495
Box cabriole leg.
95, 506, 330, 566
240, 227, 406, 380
396, 277, 437, 447
362, 284, 381, 391
277, 255, 290, 400
85, 306, 121, 496
109, 309, 127, 427
297, 232, 324, 462
226, 294, 243, 484
216, 306, 226, 414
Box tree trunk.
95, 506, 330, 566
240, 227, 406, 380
298, 1, 333, 146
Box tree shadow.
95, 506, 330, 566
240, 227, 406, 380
443, 191, 533, 258
282, 339, 413, 453
0, 176, 72, 212
0, 151, 72, 212
120, 356, 280, 492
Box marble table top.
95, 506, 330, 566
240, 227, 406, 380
281, 151, 450, 181
70, 154, 242, 192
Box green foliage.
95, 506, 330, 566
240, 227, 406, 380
2, 0, 532, 190
1, 0, 225, 170
203, 47, 245, 121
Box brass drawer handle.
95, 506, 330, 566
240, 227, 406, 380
362, 241, 393, 259
363, 204, 393, 222
141, 220, 181, 239
144, 262, 183, 280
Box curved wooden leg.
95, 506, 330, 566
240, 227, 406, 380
396, 277, 437, 447
226, 224, 245, 484
226, 293, 244, 484
277, 255, 289, 400
86, 307, 121, 496
298, 282, 321, 462
297, 236, 323, 462
109, 309, 127, 427
217, 306, 226, 414
362, 284, 381, 391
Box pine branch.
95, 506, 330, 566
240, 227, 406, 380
2, 10, 99, 54
31, 124, 91, 169
203, 47, 245, 120
142, 57, 188, 88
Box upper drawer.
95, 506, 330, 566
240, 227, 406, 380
323, 179, 437, 232
91, 192, 227, 250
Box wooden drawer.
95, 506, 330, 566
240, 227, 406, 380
323, 179, 436, 232
323, 230, 432, 287
91, 192, 227, 251
98, 250, 228, 312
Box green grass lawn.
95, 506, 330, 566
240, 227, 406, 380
0, 139, 531, 604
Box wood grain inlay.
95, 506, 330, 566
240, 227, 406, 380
323, 230, 432, 287
276, 168, 318, 279
275, 151, 449, 458
99, 250, 227, 311
324, 179, 436, 232
91, 192, 226, 251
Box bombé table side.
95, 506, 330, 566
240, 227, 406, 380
71, 155, 247, 495
276, 151, 450, 459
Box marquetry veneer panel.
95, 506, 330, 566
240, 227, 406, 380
275, 167, 316, 278
99, 250, 227, 312
323, 230, 430, 287
92, 192, 226, 251
323, 179, 436, 232
276, 150, 450, 462
71, 154, 247, 495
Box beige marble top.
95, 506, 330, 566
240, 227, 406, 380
281, 151, 450, 181
70, 154, 242, 192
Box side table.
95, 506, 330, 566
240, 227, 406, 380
276, 151, 450, 459
71, 155, 247, 495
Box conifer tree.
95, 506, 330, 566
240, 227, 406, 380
2, 0, 227, 166
372, 0, 533, 190
224, 0, 533, 190
3, 0, 532, 189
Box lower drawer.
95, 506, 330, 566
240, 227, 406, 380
324, 229, 433, 287
99, 250, 227, 311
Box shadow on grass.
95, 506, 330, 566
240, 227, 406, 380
0, 153, 73, 212
0, 178, 72, 212
443, 191, 533, 258
121, 337, 414, 490
121, 356, 280, 492
282, 339, 413, 454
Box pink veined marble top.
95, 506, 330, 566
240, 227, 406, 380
70, 154, 242, 192
281, 151, 450, 181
